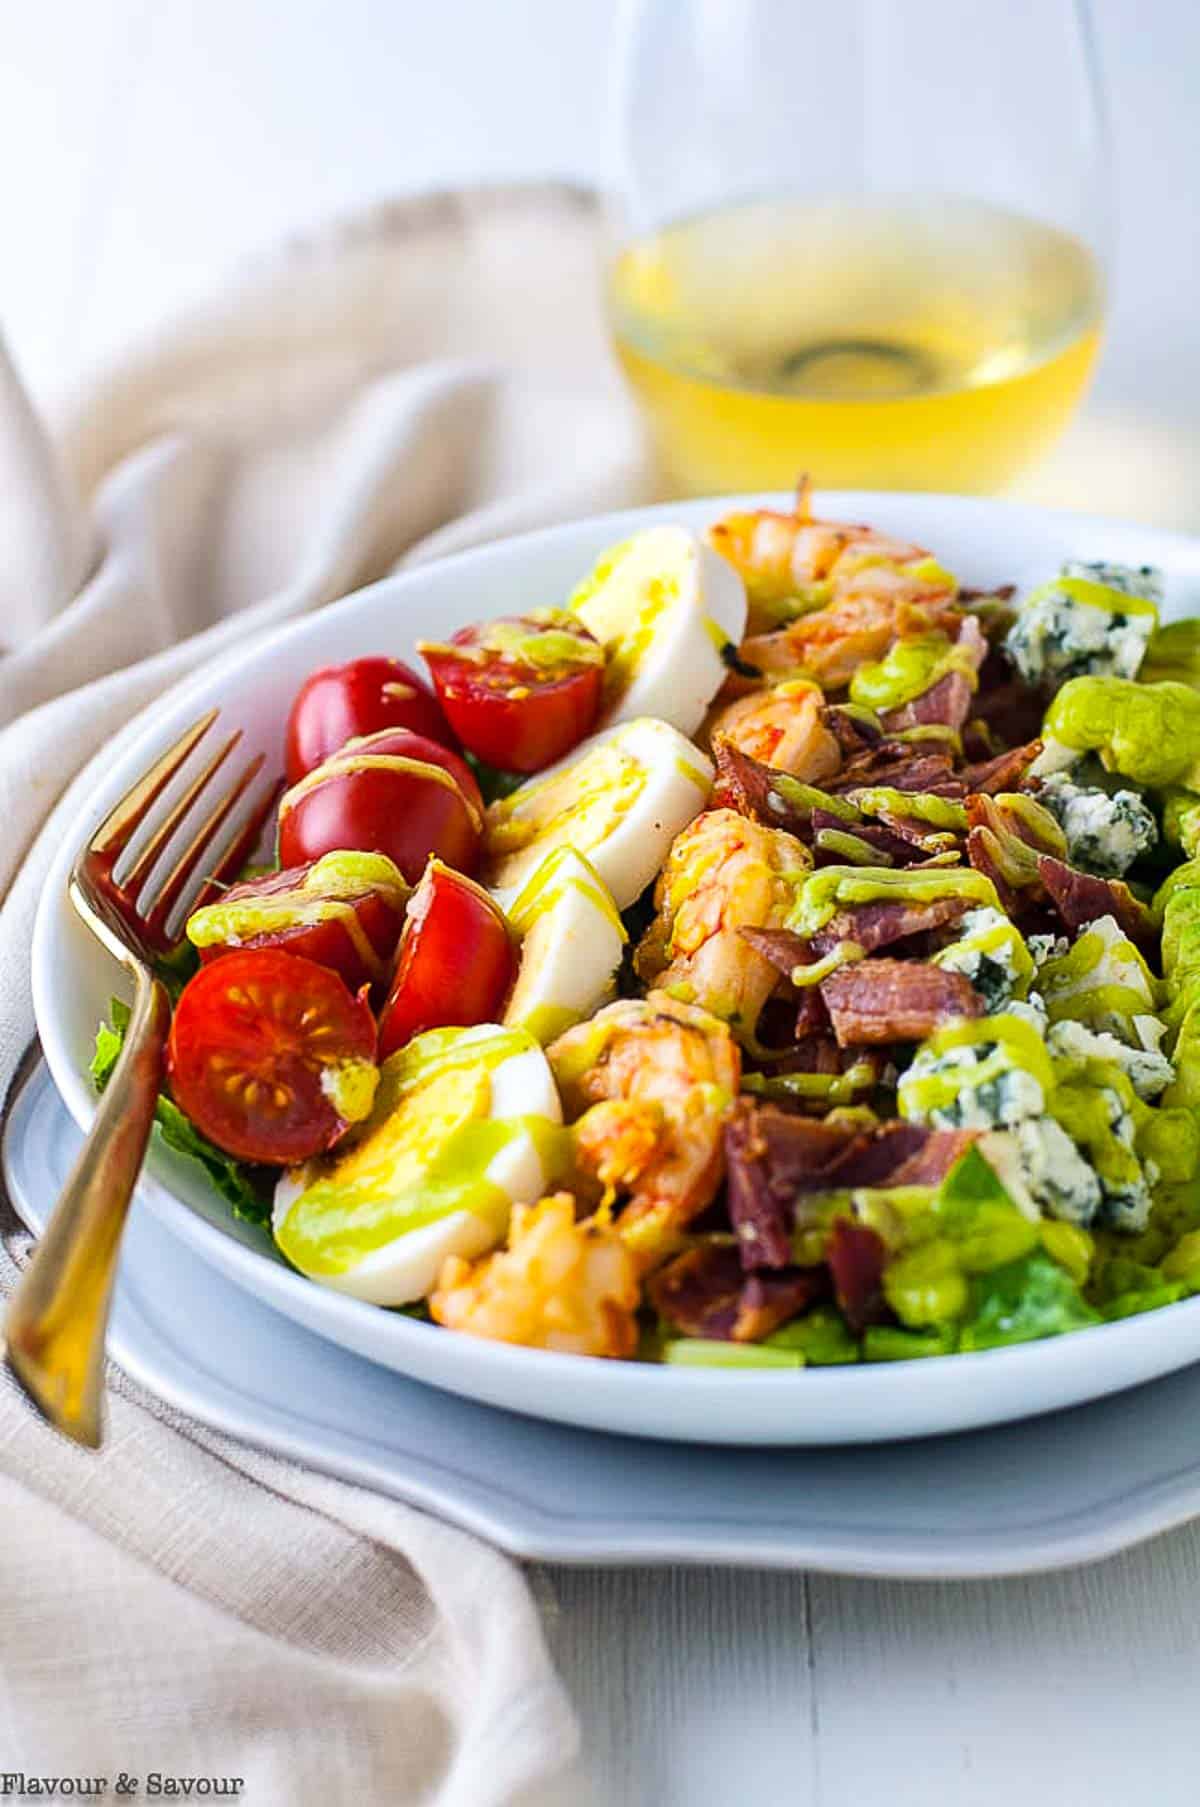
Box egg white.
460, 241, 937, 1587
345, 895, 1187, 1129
503, 850, 626, 1043
571, 526, 747, 737
273, 1037, 561, 1305
486, 716, 713, 911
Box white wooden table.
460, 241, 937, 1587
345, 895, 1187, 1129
9, 4, 1200, 1799
535, 1540, 1200, 1804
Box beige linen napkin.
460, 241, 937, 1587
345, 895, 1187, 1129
0, 183, 646, 1804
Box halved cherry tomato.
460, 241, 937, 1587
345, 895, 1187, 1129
186, 853, 409, 998
377, 859, 515, 1058
278, 727, 485, 882
286, 657, 454, 785
419, 610, 604, 772
167, 949, 378, 1164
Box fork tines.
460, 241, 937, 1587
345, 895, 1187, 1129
87, 711, 280, 954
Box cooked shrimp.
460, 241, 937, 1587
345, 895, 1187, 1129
634, 807, 809, 1037
711, 484, 962, 687
548, 991, 741, 1261
430, 1192, 640, 1357
708, 510, 860, 605
705, 680, 841, 782
707, 478, 934, 632
744, 580, 963, 689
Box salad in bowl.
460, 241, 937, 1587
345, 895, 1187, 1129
88, 483, 1200, 1375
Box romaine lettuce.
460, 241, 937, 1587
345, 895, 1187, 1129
91, 999, 270, 1224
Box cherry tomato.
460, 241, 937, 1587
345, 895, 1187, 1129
167, 949, 378, 1164
278, 727, 484, 882
285, 657, 453, 784
419, 611, 604, 772
377, 859, 515, 1058
188, 855, 409, 998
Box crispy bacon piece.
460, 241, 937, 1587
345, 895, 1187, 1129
831, 747, 968, 799
820, 959, 981, 1046
771, 909, 932, 982
822, 1122, 976, 1193
711, 741, 931, 866
846, 802, 965, 864
966, 824, 1025, 917
826, 1220, 889, 1333
793, 983, 832, 1043
825, 706, 883, 757
819, 1121, 932, 1189
881, 669, 975, 734
879, 619, 987, 735
886, 1129, 977, 1187
736, 1269, 831, 1341
740, 927, 813, 978
744, 895, 974, 976
809, 808, 927, 866
962, 740, 1043, 794
1037, 856, 1159, 953
753, 1046, 884, 1110
725, 1100, 860, 1267
647, 1241, 828, 1342
751, 985, 834, 1059
777, 1040, 853, 1076
725, 1102, 976, 1271
769, 1037, 847, 1077
646, 1243, 742, 1340
966, 792, 1059, 854
711, 738, 809, 833
709, 741, 950, 868
964, 792, 1058, 918
810, 894, 971, 957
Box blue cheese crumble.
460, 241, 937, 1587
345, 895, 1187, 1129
898, 1039, 1045, 1130
1047, 1017, 1174, 1100
1065, 560, 1163, 603
930, 906, 1032, 1009
1037, 913, 1159, 1036
1037, 773, 1158, 877
1027, 931, 1069, 966
983, 1099, 1152, 1232
1004, 559, 1160, 686
1091, 1084, 1153, 1232
983, 1120, 1103, 1226
1005, 991, 1049, 1035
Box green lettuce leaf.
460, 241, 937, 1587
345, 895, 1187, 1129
463, 752, 525, 806
958, 1251, 1101, 1352
862, 1325, 957, 1362
765, 1305, 860, 1364
91, 999, 270, 1224
1092, 1255, 1187, 1322
932, 1144, 1040, 1272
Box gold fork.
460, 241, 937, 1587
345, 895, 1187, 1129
5, 710, 278, 1448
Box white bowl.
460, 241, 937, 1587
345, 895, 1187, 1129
32, 491, 1200, 1444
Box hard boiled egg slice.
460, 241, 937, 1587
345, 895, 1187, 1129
569, 526, 747, 736
483, 715, 713, 910
273, 1023, 564, 1306
503, 846, 627, 1044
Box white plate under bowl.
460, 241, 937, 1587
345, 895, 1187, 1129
13, 1055, 1200, 1576
30, 491, 1200, 1445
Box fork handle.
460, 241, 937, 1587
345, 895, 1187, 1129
5, 970, 171, 1447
